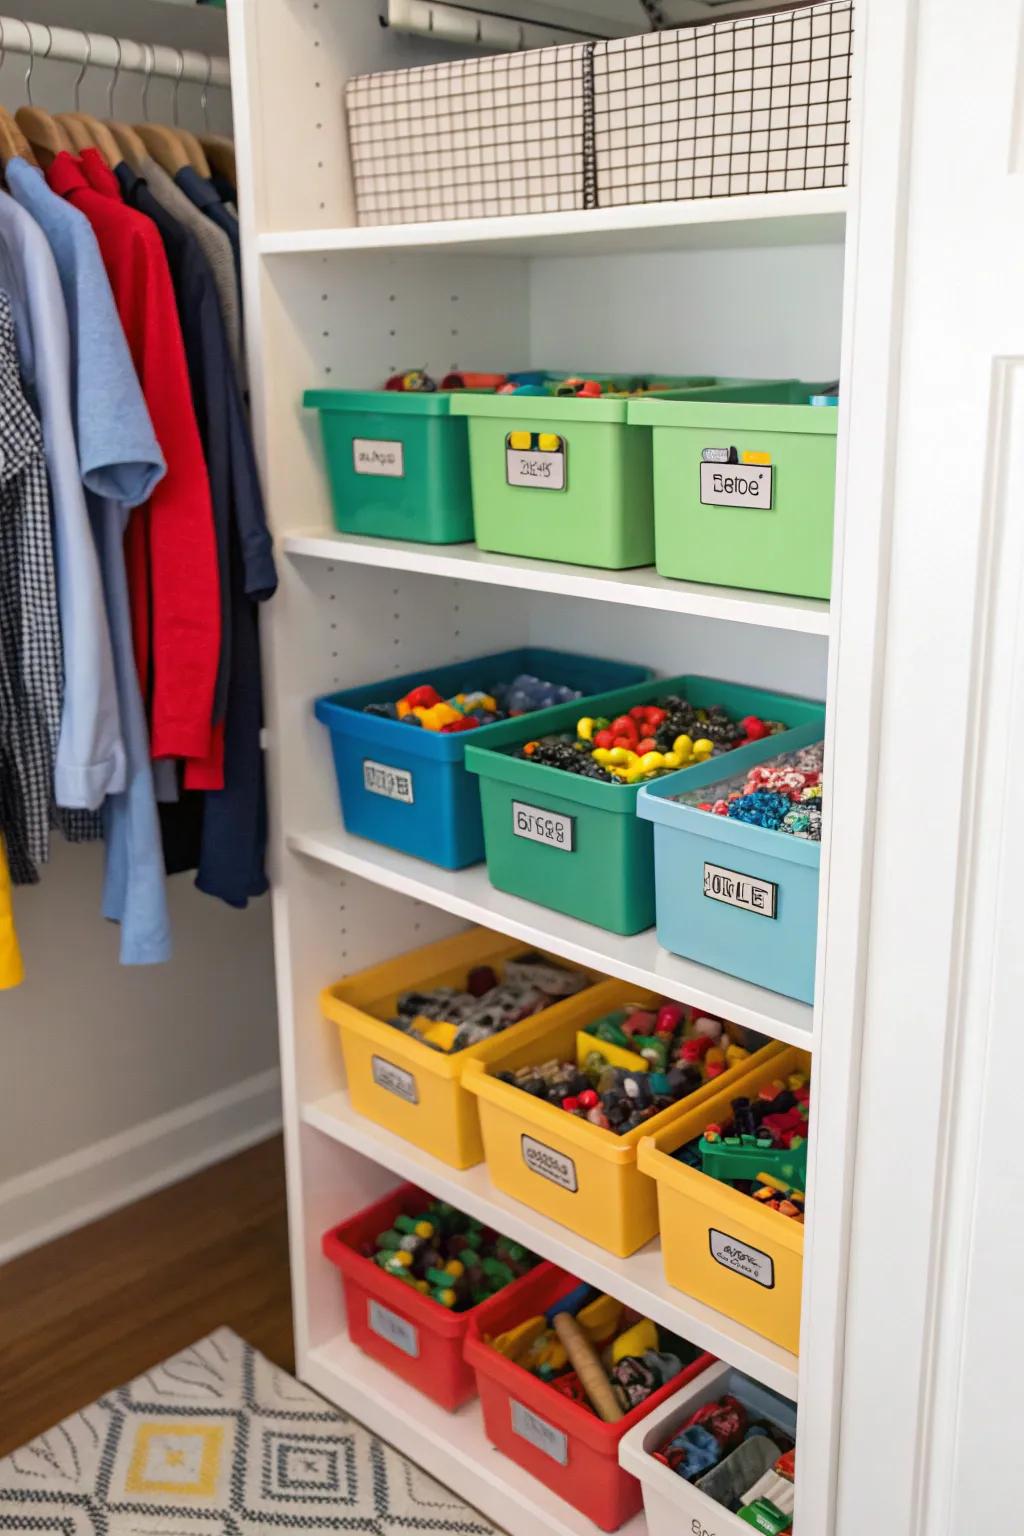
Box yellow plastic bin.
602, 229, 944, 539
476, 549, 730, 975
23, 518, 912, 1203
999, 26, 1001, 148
320, 928, 618, 1170
637, 1047, 810, 1354
464, 1012, 782, 1258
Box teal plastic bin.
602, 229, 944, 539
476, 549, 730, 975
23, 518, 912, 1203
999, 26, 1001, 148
305, 389, 478, 543
637, 735, 825, 1003
464, 677, 826, 935
629, 381, 838, 599
449, 380, 787, 571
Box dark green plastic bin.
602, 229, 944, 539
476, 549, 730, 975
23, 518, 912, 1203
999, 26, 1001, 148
464, 676, 826, 935
304, 389, 477, 544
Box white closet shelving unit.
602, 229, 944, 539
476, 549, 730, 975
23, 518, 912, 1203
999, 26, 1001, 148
225, 2, 910, 1532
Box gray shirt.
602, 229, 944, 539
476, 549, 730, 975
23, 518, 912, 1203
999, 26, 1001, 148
140, 154, 244, 385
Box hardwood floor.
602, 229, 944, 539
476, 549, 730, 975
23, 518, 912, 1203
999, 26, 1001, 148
0, 1136, 293, 1457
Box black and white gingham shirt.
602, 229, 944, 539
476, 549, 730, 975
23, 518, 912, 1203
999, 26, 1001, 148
0, 289, 62, 885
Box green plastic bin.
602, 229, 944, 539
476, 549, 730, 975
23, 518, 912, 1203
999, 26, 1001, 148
629, 382, 839, 599
449, 380, 783, 571
304, 389, 479, 544
464, 675, 826, 935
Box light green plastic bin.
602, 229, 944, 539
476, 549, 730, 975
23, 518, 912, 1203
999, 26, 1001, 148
449, 380, 784, 571
630, 382, 838, 599
304, 389, 478, 544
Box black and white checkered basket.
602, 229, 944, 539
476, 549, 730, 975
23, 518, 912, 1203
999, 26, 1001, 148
345, 1, 852, 226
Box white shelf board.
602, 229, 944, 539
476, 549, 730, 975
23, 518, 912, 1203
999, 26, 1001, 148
258, 189, 847, 259
283, 529, 831, 636
304, 1088, 799, 1399
305, 1331, 647, 1536
287, 827, 813, 1047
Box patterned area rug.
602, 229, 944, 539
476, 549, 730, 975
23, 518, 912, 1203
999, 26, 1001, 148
0, 1327, 504, 1535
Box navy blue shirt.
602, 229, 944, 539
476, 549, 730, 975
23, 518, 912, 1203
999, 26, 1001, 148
176, 164, 241, 286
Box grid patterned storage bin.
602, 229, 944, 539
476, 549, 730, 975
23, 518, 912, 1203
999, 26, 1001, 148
346, 43, 588, 224
345, 2, 852, 227
595, 2, 853, 204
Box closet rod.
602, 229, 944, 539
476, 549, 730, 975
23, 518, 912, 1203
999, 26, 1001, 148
0, 18, 230, 89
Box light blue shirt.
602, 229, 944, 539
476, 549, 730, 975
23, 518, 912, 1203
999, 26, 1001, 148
8, 157, 172, 964
0, 191, 126, 811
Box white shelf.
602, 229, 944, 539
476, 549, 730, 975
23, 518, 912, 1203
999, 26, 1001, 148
304, 1088, 799, 1399
258, 188, 847, 259
287, 827, 813, 1048
283, 530, 831, 636
305, 1332, 647, 1536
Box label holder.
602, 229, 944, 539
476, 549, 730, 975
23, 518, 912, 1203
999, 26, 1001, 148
371, 1055, 419, 1105
352, 437, 405, 478
699, 460, 773, 511
521, 1133, 579, 1193
510, 1399, 569, 1465
505, 432, 567, 491
512, 800, 575, 852
703, 861, 778, 919
363, 758, 415, 805
368, 1299, 421, 1356
708, 1228, 776, 1289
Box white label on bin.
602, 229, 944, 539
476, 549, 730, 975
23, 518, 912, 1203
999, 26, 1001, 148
363, 759, 414, 804
521, 1134, 578, 1192
352, 437, 404, 477
699, 461, 772, 510
368, 1300, 420, 1356
371, 1056, 418, 1105
703, 862, 777, 919
512, 801, 574, 852
511, 1400, 569, 1465
506, 447, 566, 490
709, 1229, 776, 1289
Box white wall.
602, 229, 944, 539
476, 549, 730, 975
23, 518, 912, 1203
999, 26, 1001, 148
0, 0, 278, 1262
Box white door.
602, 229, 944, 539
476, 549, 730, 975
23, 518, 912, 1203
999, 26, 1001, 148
829, 1, 1024, 1531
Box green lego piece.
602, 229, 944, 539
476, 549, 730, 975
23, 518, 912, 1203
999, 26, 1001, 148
738, 1497, 791, 1534
589, 1012, 631, 1048
699, 1133, 808, 1192
633, 1034, 668, 1071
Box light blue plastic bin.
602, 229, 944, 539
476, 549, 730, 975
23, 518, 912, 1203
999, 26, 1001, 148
314, 649, 651, 871
637, 723, 825, 1003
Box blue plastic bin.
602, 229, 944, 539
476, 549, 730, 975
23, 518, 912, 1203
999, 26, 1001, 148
315, 649, 651, 870
637, 724, 825, 1003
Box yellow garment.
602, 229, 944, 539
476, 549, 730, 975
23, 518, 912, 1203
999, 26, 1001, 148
0, 837, 24, 988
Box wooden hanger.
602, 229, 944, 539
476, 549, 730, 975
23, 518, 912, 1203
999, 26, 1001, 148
15, 107, 73, 169
178, 127, 212, 177
56, 113, 97, 155
0, 106, 37, 168
200, 134, 236, 188
65, 112, 122, 168
106, 121, 147, 173
134, 122, 190, 177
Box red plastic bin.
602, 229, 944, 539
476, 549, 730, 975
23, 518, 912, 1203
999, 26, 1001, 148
464, 1264, 714, 1531
321, 1183, 542, 1412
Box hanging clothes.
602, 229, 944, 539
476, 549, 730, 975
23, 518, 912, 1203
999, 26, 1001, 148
98, 154, 277, 907
45, 150, 221, 769
0, 289, 61, 886
0, 835, 23, 988
0, 190, 125, 815
7, 156, 172, 963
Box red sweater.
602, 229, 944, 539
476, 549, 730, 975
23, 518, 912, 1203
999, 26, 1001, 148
48, 151, 220, 765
